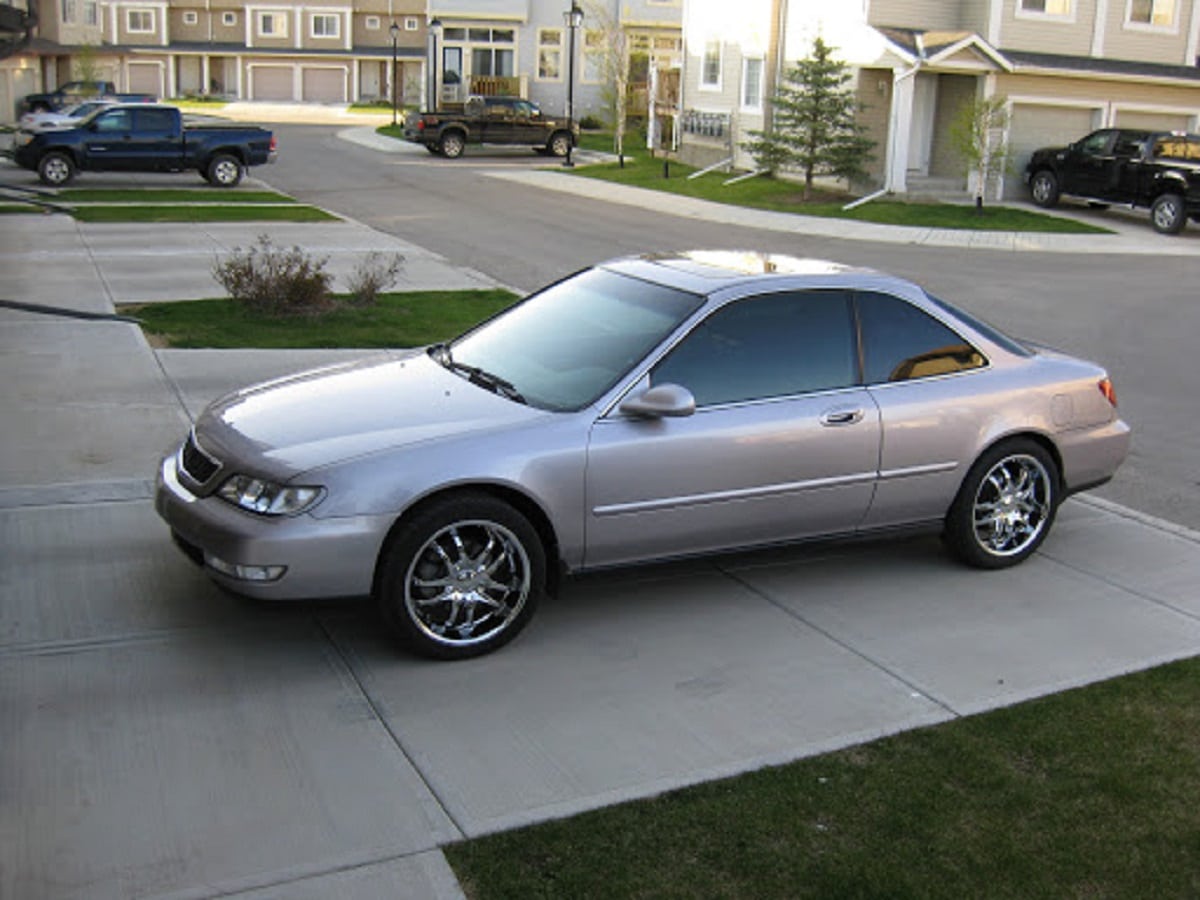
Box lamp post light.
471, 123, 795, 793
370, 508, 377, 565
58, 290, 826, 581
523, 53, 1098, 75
389, 21, 400, 126
562, 1, 583, 168
428, 17, 443, 112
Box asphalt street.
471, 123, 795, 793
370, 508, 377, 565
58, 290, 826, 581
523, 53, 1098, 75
2, 124, 1200, 899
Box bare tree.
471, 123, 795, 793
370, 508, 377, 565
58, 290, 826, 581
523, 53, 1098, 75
582, 1, 630, 160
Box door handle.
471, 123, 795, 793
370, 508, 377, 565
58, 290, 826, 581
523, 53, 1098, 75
820, 408, 864, 427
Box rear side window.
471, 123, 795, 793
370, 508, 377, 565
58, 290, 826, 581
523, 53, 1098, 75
652, 290, 856, 406
136, 108, 175, 131
858, 292, 986, 384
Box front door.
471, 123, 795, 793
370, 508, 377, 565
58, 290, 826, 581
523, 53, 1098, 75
81, 107, 138, 170
584, 289, 880, 568
907, 73, 937, 176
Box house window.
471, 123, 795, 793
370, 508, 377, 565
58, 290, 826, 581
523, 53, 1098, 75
537, 28, 563, 80
182, 10, 197, 25
455, 28, 515, 77
1018, 0, 1072, 14
83, 0, 97, 24
312, 13, 339, 38
742, 57, 763, 110
1127, 0, 1175, 26
583, 30, 605, 83
365, 15, 379, 29
259, 11, 286, 37
701, 40, 722, 89
60, 0, 75, 22
222, 11, 236, 25
404, 16, 418, 30
127, 9, 154, 32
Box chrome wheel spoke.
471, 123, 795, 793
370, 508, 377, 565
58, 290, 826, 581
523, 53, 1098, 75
971, 454, 1052, 558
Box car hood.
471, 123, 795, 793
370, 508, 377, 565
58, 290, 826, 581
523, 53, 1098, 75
193, 351, 547, 478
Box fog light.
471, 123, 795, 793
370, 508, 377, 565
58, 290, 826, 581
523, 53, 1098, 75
205, 553, 286, 582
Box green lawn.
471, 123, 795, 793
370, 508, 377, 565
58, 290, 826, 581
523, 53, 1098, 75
70, 205, 337, 223
121, 289, 519, 348
569, 155, 1110, 234
448, 655, 1200, 899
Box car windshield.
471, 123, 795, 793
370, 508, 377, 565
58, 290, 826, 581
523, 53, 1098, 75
445, 267, 704, 411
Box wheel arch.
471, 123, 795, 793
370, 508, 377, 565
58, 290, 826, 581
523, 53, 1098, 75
202, 145, 248, 167
371, 482, 563, 598
954, 430, 1065, 508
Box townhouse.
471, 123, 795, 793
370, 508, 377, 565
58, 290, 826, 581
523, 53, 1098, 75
1, 0, 682, 125
679, 0, 1200, 198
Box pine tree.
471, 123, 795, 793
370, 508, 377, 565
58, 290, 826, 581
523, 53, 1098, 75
743, 36, 874, 200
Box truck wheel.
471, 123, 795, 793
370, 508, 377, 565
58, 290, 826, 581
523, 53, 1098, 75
1029, 170, 1059, 208
206, 154, 243, 188
439, 132, 465, 159
37, 152, 76, 187
547, 131, 572, 158
1150, 193, 1186, 235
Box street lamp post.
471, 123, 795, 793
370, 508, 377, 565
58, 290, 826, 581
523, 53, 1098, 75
428, 18, 443, 112
562, 2, 583, 168
389, 22, 400, 126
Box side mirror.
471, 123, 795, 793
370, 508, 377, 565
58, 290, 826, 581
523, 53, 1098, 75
619, 383, 696, 419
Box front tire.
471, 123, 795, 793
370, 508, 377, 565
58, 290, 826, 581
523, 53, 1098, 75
944, 439, 1059, 569
38, 151, 75, 187
206, 153, 243, 187
376, 493, 545, 660
547, 131, 572, 158
1029, 170, 1059, 208
1150, 193, 1186, 234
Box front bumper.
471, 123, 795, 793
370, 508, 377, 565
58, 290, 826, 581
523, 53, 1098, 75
155, 454, 388, 600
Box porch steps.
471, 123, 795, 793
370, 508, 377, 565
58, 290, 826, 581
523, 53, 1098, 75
904, 174, 971, 203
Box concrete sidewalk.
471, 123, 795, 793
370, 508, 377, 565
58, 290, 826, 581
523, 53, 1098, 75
3, 181, 1200, 898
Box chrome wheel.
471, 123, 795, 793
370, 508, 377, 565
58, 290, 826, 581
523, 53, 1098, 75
1151, 194, 1185, 234
1029, 171, 1058, 208
971, 454, 1052, 559
440, 132, 465, 158
208, 154, 243, 187
38, 152, 74, 186
548, 132, 571, 157
945, 440, 1059, 569
405, 519, 532, 647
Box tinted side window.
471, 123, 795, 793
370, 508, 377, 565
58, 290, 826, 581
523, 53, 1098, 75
859, 292, 986, 384
94, 109, 132, 132
652, 290, 855, 406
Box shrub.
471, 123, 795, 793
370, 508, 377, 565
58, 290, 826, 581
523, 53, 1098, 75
344, 252, 405, 307
212, 234, 332, 316
578, 114, 604, 131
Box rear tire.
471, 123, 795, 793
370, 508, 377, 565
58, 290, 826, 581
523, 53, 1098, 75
547, 131, 572, 158
944, 439, 1059, 569
1029, 170, 1059, 208
37, 151, 75, 187
375, 493, 545, 660
206, 153, 243, 187
439, 131, 466, 159
1150, 193, 1186, 234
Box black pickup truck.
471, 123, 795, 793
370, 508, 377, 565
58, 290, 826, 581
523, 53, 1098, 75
404, 95, 577, 158
20, 80, 156, 113
11, 104, 276, 187
1025, 128, 1200, 234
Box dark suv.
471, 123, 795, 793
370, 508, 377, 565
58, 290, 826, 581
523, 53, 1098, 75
1025, 128, 1200, 234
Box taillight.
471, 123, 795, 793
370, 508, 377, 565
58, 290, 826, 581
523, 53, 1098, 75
417, 119, 425, 131
1098, 377, 1117, 407
269, 135, 277, 151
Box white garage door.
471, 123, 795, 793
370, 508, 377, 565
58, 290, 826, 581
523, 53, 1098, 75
127, 62, 162, 98
301, 67, 345, 102
1006, 103, 1100, 198
251, 66, 293, 101
1114, 110, 1192, 132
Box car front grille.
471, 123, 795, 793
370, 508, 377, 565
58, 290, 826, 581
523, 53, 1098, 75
179, 431, 221, 486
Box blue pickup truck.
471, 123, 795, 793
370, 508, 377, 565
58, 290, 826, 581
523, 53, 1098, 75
11, 104, 276, 187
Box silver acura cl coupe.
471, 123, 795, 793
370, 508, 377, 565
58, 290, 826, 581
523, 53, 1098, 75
156, 252, 1130, 659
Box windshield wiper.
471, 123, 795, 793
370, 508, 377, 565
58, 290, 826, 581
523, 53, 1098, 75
429, 344, 526, 404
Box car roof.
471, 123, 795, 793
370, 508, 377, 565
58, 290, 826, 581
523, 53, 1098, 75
599, 251, 908, 296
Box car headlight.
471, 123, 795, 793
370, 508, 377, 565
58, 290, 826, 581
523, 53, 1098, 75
217, 475, 324, 516
14, 131, 33, 147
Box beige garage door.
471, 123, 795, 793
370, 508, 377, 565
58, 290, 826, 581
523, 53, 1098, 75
1114, 110, 1192, 132
251, 66, 293, 101
1006, 103, 1100, 198
127, 62, 163, 97
301, 67, 345, 102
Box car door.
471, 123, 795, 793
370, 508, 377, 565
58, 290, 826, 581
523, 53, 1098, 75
855, 291, 992, 530
482, 99, 515, 143
129, 107, 179, 170
584, 289, 881, 568
81, 107, 136, 170
1062, 129, 1117, 198
511, 100, 540, 144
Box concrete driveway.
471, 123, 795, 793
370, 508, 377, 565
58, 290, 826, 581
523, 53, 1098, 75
3, 199, 1200, 898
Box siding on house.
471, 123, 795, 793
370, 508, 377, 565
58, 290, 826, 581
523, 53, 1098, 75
999, 0, 1098, 57
868, 0, 962, 30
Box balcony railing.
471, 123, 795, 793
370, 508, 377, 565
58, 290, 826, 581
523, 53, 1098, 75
681, 109, 729, 139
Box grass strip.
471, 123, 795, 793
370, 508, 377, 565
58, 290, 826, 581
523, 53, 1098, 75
448, 655, 1200, 899
58, 188, 298, 204
121, 289, 519, 348
70, 205, 337, 223
568, 153, 1110, 235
